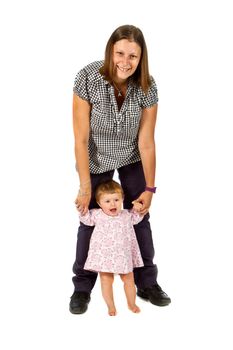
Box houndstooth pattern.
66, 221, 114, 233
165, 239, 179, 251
73, 61, 158, 174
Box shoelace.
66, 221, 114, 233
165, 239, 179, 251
72, 291, 89, 301
154, 284, 162, 292
149, 284, 165, 295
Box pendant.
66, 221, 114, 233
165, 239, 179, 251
118, 91, 122, 97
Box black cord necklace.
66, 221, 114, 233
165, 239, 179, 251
113, 82, 122, 97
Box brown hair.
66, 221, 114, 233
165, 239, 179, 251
99, 24, 152, 94
95, 180, 124, 203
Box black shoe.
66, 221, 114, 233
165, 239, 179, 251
69, 291, 91, 314
137, 283, 171, 306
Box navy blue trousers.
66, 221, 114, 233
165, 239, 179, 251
72, 161, 158, 292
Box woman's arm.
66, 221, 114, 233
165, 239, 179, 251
73, 94, 92, 215
138, 104, 157, 187
132, 104, 157, 215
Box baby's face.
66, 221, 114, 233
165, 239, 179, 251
98, 192, 123, 216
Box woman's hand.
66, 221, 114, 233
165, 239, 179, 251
75, 192, 91, 216
132, 191, 153, 215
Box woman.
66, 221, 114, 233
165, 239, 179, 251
70, 24, 171, 314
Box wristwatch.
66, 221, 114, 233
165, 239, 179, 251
145, 186, 157, 193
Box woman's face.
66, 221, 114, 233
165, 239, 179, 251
112, 39, 141, 83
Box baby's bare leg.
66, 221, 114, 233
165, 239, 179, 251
120, 272, 140, 313
99, 272, 116, 316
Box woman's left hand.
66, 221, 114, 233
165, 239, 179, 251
132, 191, 153, 215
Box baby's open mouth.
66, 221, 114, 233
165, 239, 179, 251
110, 208, 117, 213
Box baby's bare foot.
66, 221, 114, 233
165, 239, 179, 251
108, 308, 117, 316
128, 304, 141, 313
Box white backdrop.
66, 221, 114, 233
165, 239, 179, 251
0, 0, 232, 349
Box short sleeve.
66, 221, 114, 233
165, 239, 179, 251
129, 210, 144, 225
73, 68, 90, 101
140, 76, 159, 108
79, 209, 99, 226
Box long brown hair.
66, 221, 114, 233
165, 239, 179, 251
99, 25, 152, 94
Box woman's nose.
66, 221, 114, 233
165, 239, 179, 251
121, 56, 130, 67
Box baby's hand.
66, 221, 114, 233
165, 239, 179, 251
132, 201, 143, 213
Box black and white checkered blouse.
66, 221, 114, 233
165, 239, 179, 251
73, 61, 158, 174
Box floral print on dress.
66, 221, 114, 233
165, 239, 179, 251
80, 209, 144, 274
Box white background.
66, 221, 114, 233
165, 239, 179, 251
0, 0, 232, 349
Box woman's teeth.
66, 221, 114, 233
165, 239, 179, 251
118, 66, 130, 72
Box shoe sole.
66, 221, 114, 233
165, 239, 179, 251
69, 306, 88, 314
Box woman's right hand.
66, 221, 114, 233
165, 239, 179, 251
75, 192, 91, 216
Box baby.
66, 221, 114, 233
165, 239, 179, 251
78, 180, 144, 315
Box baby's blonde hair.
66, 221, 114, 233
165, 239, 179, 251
95, 180, 124, 202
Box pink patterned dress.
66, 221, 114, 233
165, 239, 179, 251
80, 209, 144, 274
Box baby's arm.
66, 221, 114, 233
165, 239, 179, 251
129, 206, 144, 225
79, 209, 98, 226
